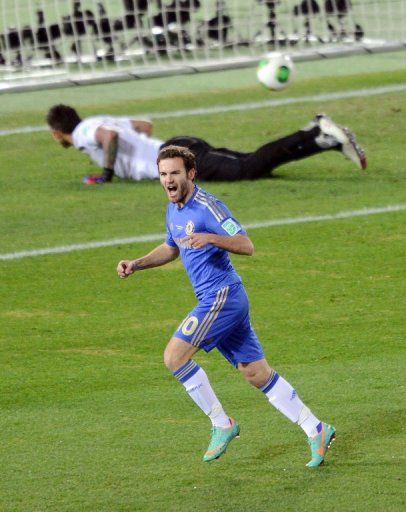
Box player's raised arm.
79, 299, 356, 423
185, 233, 254, 256
117, 243, 179, 278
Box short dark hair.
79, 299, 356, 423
157, 145, 196, 172
46, 104, 82, 134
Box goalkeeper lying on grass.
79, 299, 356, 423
46, 103, 367, 184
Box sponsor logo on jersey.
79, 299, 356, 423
174, 237, 192, 249
221, 218, 241, 236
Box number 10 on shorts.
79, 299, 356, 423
178, 316, 199, 336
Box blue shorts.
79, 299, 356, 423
173, 283, 264, 367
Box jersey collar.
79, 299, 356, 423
177, 184, 199, 210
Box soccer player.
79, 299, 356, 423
46, 104, 366, 184
116, 145, 336, 466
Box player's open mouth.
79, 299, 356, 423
167, 185, 177, 196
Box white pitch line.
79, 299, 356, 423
1, 83, 405, 137
1, 204, 405, 261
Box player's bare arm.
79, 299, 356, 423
95, 126, 119, 181
117, 243, 179, 278
185, 233, 254, 256
130, 119, 153, 136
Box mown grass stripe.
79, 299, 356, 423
1, 84, 405, 137
1, 204, 404, 261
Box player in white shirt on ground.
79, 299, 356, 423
46, 104, 367, 184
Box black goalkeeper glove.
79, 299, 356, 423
102, 167, 114, 182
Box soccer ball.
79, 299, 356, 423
256, 52, 295, 91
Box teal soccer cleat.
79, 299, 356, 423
306, 422, 336, 468
203, 418, 240, 462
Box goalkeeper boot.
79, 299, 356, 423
306, 422, 336, 468
315, 114, 367, 170
203, 418, 240, 462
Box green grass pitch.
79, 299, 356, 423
0, 52, 405, 511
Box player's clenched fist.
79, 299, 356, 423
185, 233, 213, 249
117, 260, 135, 278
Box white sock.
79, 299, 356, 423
260, 372, 321, 437
173, 360, 230, 428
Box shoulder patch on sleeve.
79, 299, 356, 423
221, 218, 242, 236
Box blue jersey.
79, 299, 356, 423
165, 186, 246, 299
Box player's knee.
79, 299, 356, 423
163, 347, 174, 371
244, 371, 265, 387
163, 346, 184, 373
239, 361, 273, 388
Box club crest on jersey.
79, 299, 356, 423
221, 218, 241, 236
185, 220, 195, 235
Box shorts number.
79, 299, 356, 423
180, 316, 199, 336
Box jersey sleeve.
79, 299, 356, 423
72, 118, 100, 148
204, 200, 246, 237
165, 209, 177, 247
